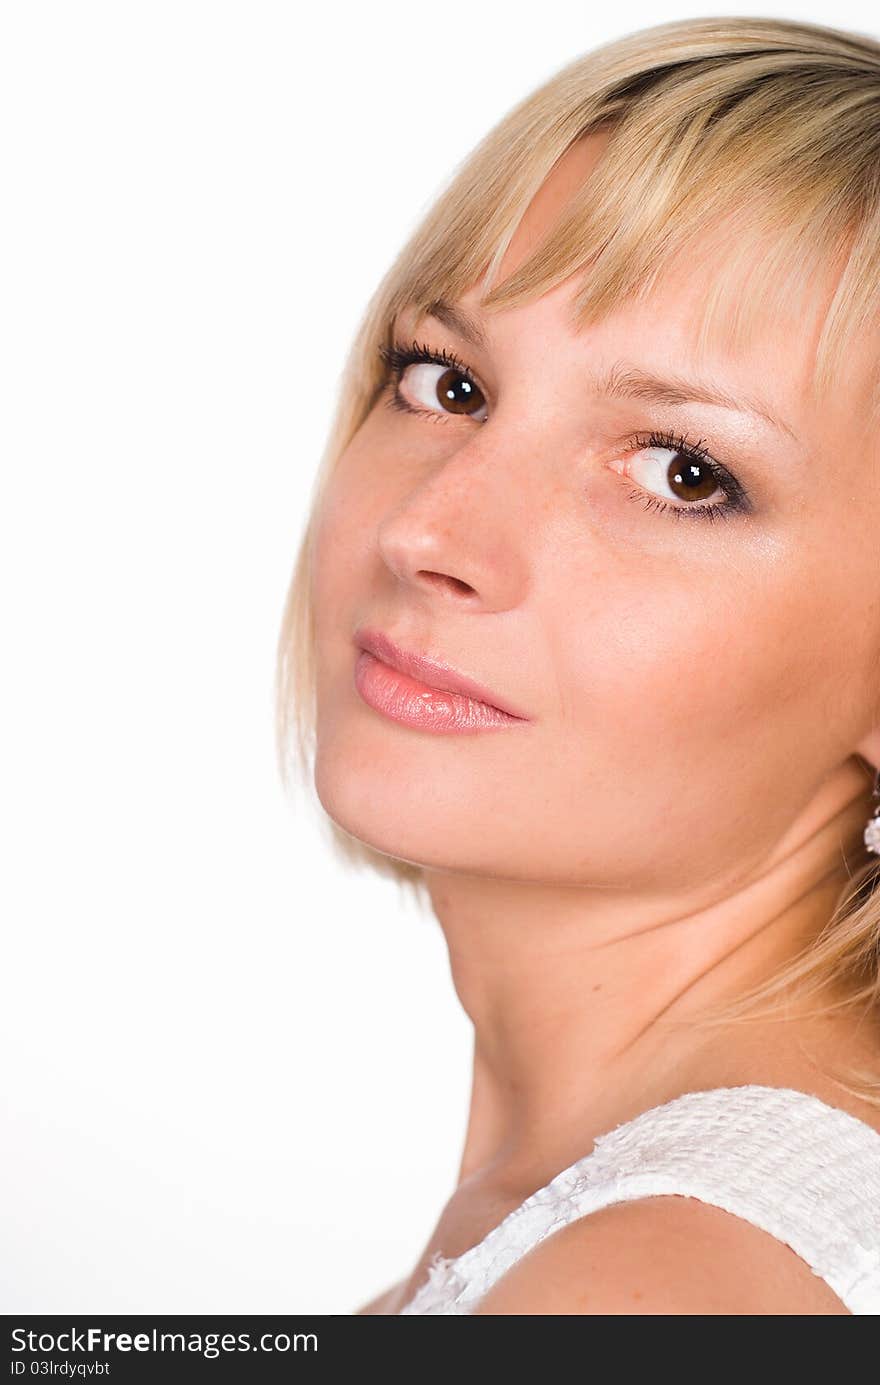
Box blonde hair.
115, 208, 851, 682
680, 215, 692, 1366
275, 16, 880, 1100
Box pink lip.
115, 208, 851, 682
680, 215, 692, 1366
353, 627, 531, 733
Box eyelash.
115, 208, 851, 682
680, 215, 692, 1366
377, 338, 752, 524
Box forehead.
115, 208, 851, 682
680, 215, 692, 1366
495, 129, 613, 285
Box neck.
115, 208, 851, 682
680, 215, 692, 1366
423, 768, 871, 1188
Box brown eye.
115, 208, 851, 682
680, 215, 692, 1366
609, 442, 725, 508
663, 454, 722, 503
399, 362, 489, 420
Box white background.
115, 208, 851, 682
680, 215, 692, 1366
3, 0, 877, 1314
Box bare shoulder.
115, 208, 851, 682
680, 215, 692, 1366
472, 1195, 851, 1315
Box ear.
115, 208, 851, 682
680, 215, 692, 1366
854, 727, 880, 780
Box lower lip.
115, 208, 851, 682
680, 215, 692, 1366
354, 649, 525, 734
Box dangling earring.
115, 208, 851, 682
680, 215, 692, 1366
865, 768, 880, 855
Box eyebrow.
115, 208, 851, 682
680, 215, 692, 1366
419, 298, 489, 350
418, 297, 799, 444
589, 360, 800, 443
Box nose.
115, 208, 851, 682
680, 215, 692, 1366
375, 432, 532, 612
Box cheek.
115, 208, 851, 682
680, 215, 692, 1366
310, 436, 395, 624
540, 535, 857, 861
546, 568, 737, 762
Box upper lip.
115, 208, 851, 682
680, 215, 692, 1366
354, 626, 531, 720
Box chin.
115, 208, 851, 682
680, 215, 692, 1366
311, 735, 485, 873
314, 742, 437, 869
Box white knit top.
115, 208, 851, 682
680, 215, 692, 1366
399, 1085, 880, 1314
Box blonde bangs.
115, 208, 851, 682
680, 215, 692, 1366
388, 47, 880, 418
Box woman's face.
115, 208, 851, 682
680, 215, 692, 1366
308, 133, 880, 891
